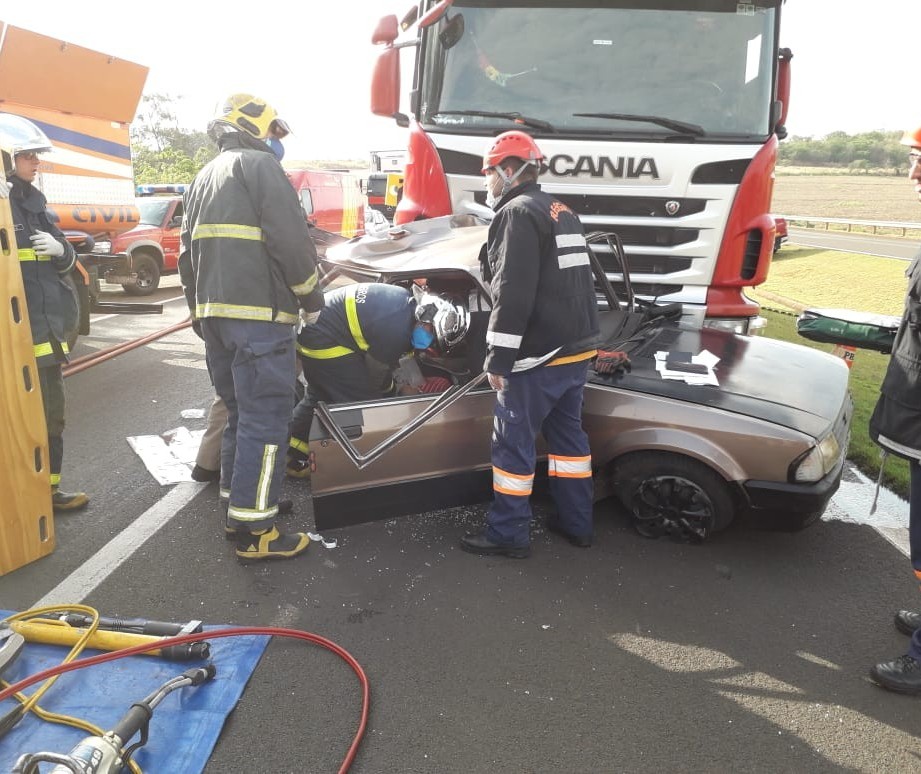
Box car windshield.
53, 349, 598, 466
136, 199, 171, 226
419, 0, 779, 140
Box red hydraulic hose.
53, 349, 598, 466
0, 626, 370, 773
63, 319, 192, 378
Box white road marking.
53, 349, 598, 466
32, 482, 205, 608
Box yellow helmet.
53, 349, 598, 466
212, 93, 291, 140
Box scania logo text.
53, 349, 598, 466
547, 154, 660, 179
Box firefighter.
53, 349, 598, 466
0, 113, 87, 512
461, 130, 600, 559
869, 124, 921, 693
179, 94, 324, 561
286, 283, 468, 476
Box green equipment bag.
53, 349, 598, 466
796, 307, 900, 354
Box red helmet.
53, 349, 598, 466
481, 130, 544, 174
901, 125, 921, 148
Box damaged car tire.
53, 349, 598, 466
614, 451, 735, 542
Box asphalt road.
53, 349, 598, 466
787, 227, 918, 261
3, 282, 921, 772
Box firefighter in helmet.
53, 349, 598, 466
179, 93, 324, 561
286, 283, 468, 477
0, 112, 87, 512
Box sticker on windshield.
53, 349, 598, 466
737, 3, 755, 15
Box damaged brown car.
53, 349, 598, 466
305, 217, 852, 542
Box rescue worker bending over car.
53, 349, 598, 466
0, 113, 88, 512
180, 93, 324, 562
287, 282, 468, 477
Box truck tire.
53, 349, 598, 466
123, 252, 160, 296
613, 451, 735, 542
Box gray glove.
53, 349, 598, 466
299, 308, 321, 326
31, 230, 65, 258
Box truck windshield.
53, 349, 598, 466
136, 199, 171, 226
419, 1, 779, 140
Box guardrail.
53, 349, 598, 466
784, 215, 921, 236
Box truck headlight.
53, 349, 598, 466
791, 433, 841, 483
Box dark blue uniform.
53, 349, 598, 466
10, 175, 78, 490
289, 284, 415, 461
484, 181, 600, 548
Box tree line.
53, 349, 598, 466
131, 95, 912, 183
778, 130, 909, 174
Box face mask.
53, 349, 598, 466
266, 137, 285, 161
412, 324, 435, 350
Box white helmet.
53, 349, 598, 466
0, 113, 52, 175
415, 293, 469, 352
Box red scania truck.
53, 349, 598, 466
369, 0, 792, 332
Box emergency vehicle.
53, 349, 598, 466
369, 1, 793, 332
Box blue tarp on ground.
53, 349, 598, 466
0, 612, 268, 773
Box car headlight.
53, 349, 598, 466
791, 432, 841, 483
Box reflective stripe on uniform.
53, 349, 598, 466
290, 270, 318, 296
255, 443, 277, 511
289, 437, 309, 454
344, 286, 370, 351
297, 343, 355, 359
18, 248, 50, 262
487, 330, 523, 349
50, 473, 61, 486
196, 302, 297, 325
548, 350, 597, 367
493, 466, 534, 496
191, 223, 263, 241
556, 233, 590, 269
33, 341, 68, 358
227, 503, 279, 522
548, 454, 592, 479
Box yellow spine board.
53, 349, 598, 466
0, 175, 55, 576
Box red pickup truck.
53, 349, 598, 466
109, 188, 184, 296
773, 215, 789, 253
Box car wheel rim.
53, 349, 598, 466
631, 475, 715, 541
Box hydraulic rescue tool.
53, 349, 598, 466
7, 618, 210, 662
11, 664, 216, 774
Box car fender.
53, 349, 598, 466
126, 239, 165, 266
596, 426, 747, 484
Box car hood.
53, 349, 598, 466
324, 216, 486, 278
593, 320, 851, 438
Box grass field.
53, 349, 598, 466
773, 170, 920, 223
750, 236, 912, 498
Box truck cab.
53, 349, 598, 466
110, 186, 186, 295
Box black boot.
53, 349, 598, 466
870, 655, 921, 694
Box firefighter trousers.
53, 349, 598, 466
289, 352, 382, 460
487, 360, 593, 547
38, 363, 65, 487
202, 318, 298, 531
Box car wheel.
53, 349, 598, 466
614, 452, 735, 542
123, 253, 160, 296
773, 236, 783, 253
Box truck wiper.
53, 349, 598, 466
572, 112, 705, 137
431, 110, 556, 132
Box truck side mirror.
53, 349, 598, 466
371, 47, 402, 119
168, 215, 182, 229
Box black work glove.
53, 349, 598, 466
594, 349, 631, 374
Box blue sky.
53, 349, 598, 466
2, 2, 914, 159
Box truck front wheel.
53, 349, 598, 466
123, 253, 160, 296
